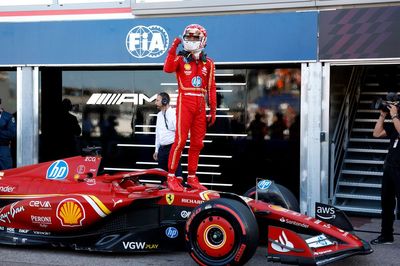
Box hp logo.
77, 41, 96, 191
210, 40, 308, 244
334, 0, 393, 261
46, 160, 69, 180
257, 179, 272, 190
165, 227, 178, 239
191, 76, 202, 87
126, 25, 169, 59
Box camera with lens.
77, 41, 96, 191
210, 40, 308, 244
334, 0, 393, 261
372, 92, 400, 113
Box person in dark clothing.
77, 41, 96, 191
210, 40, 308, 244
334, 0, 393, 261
59, 99, 81, 158
208, 92, 231, 134
0, 99, 16, 170
246, 112, 268, 178
269, 112, 287, 140
247, 113, 267, 141
289, 114, 300, 141
371, 100, 400, 244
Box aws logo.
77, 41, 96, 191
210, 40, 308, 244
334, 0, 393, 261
316, 206, 336, 220
315, 203, 337, 220
126, 25, 169, 59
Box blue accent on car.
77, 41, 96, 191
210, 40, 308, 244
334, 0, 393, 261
257, 179, 272, 190
165, 227, 178, 239
46, 160, 69, 180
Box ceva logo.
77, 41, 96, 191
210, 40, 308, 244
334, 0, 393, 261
126, 25, 169, 59
46, 160, 69, 180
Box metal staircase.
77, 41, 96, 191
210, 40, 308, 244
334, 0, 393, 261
332, 66, 394, 215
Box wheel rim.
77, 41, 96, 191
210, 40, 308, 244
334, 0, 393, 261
196, 216, 235, 258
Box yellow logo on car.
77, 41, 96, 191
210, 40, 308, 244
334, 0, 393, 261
56, 198, 85, 226
166, 193, 175, 205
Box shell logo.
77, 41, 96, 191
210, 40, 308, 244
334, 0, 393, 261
56, 198, 85, 227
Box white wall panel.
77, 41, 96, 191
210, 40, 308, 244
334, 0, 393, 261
0, 0, 52, 6
59, 0, 124, 4
316, 0, 400, 6
132, 0, 315, 15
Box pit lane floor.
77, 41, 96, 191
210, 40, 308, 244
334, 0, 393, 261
0, 218, 398, 266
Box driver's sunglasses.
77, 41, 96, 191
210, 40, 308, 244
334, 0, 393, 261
183, 35, 201, 41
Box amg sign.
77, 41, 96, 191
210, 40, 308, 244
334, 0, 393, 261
86, 93, 158, 105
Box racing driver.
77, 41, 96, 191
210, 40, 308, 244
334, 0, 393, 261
163, 24, 216, 192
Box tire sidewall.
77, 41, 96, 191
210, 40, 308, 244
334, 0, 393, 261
185, 198, 258, 266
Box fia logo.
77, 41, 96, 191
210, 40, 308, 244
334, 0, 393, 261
46, 160, 69, 180
126, 25, 169, 59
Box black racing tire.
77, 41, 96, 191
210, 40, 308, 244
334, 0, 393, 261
244, 184, 300, 212
185, 198, 259, 266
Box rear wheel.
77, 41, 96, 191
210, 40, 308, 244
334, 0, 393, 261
185, 198, 259, 266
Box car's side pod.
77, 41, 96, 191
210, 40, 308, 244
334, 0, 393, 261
315, 202, 354, 232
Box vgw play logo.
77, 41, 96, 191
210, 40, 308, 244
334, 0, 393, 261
126, 25, 169, 59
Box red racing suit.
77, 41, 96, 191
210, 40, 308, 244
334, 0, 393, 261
164, 40, 216, 176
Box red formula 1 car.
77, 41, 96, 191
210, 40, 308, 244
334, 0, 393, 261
0, 149, 372, 265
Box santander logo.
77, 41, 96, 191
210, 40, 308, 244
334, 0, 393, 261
271, 230, 294, 253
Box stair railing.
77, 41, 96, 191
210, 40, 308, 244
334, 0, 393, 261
330, 67, 365, 202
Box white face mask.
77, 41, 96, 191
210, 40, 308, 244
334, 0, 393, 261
183, 40, 201, 52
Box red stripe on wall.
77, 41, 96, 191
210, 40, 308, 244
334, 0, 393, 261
0, 7, 131, 17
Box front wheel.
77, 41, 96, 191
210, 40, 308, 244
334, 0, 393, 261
185, 198, 259, 266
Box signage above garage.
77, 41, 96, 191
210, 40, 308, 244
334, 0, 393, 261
0, 11, 317, 65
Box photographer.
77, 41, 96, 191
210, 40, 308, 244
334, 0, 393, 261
0, 98, 16, 170
371, 97, 400, 245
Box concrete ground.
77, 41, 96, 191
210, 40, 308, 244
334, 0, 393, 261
329, 217, 400, 266
0, 217, 398, 265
